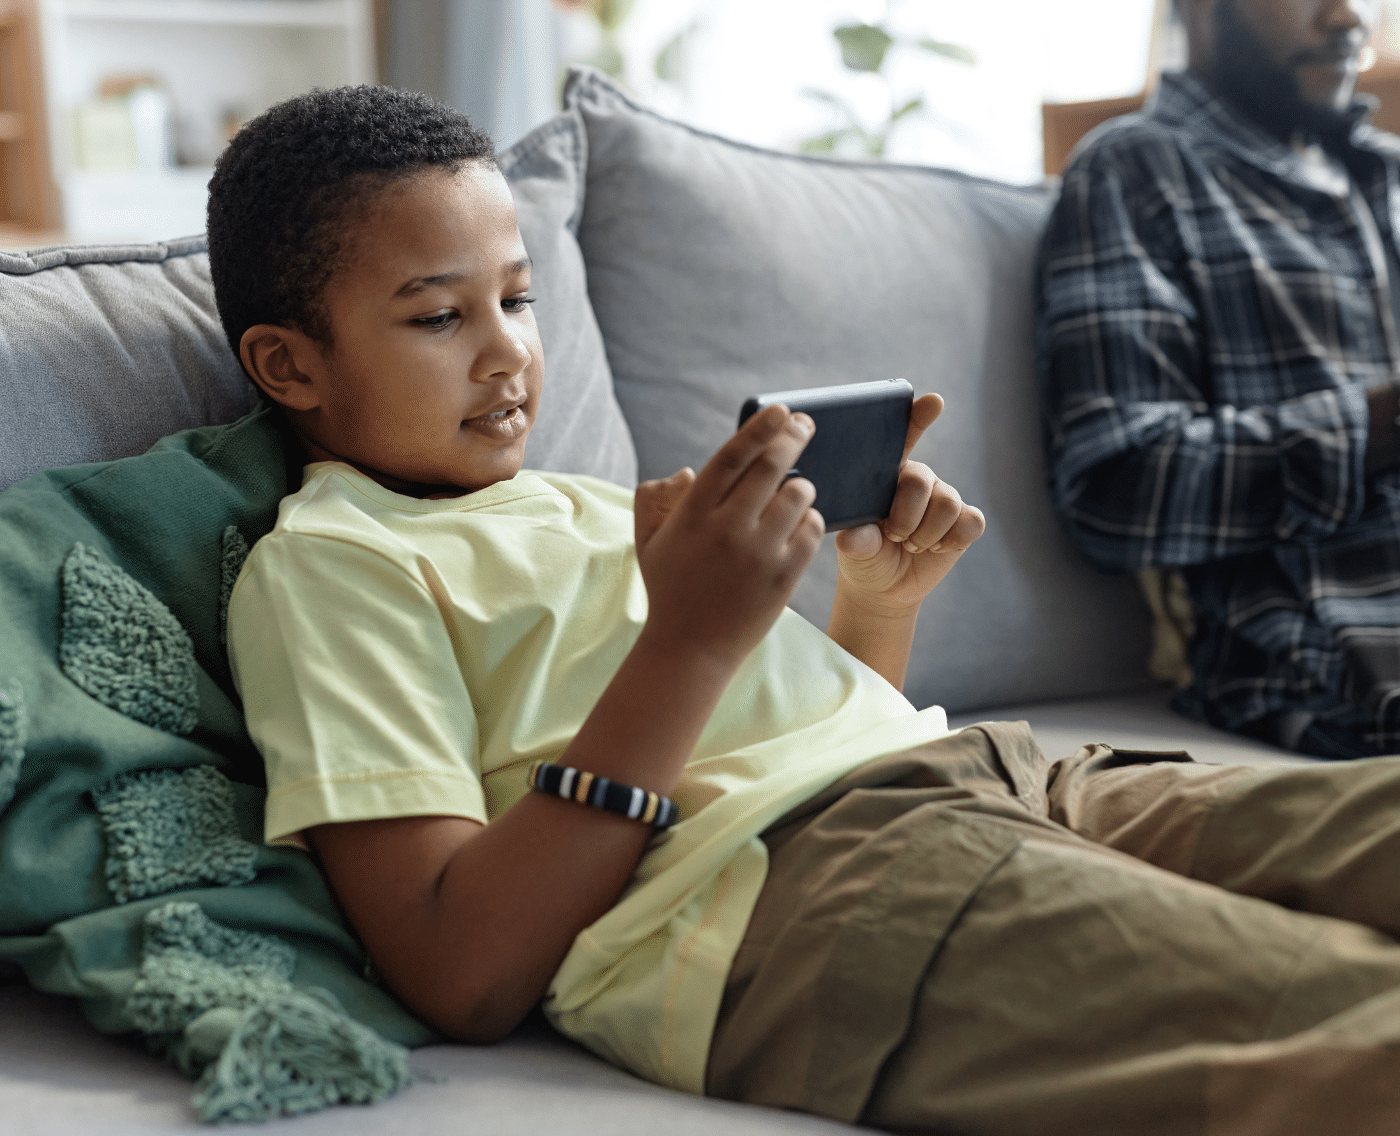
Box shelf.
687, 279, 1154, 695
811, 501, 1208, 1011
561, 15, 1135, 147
36, 0, 373, 239
60, 0, 355, 29
64, 165, 212, 242
0, 222, 65, 250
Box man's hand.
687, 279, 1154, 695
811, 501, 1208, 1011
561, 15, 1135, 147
828, 393, 985, 688
633, 403, 825, 670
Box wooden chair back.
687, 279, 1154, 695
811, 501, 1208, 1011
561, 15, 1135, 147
1043, 63, 1400, 177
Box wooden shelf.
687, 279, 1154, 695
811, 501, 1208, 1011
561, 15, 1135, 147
31, 0, 372, 240
0, 222, 64, 249
61, 0, 356, 29
0, 0, 58, 229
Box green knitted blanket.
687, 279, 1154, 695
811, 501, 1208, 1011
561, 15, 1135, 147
0, 407, 438, 1122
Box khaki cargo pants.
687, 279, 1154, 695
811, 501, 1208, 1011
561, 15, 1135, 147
706, 721, 1400, 1135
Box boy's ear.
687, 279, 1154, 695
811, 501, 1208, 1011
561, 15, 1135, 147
239, 324, 324, 412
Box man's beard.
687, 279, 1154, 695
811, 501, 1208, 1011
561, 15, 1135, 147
1211, 0, 1360, 142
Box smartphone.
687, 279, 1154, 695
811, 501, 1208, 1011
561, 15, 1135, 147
738, 378, 914, 531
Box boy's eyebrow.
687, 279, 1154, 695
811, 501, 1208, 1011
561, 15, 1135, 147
393, 257, 533, 298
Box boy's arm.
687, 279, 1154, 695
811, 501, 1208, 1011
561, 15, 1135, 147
308, 405, 823, 1044
825, 394, 985, 689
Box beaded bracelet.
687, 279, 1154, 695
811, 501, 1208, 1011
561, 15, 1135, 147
527, 761, 679, 829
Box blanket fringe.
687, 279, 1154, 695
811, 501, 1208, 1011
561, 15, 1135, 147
189, 989, 412, 1123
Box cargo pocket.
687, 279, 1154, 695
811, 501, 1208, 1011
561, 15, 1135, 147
707, 802, 1024, 1124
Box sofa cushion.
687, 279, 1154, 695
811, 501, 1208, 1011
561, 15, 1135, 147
948, 689, 1308, 768
0, 239, 256, 493
503, 111, 639, 487
0, 407, 438, 1120
0, 119, 638, 494
566, 67, 1151, 715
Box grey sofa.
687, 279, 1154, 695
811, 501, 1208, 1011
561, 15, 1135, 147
0, 68, 1303, 1133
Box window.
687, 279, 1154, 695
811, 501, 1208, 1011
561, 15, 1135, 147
596, 0, 1158, 184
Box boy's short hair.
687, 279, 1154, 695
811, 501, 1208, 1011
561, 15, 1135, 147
206, 84, 495, 360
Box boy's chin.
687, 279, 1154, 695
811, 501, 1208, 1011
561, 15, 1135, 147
424, 459, 527, 498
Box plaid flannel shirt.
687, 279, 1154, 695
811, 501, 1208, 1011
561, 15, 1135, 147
1039, 70, 1400, 748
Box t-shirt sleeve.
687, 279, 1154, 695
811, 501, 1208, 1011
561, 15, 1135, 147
228, 530, 486, 844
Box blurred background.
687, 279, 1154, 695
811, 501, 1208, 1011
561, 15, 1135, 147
5, 0, 1400, 249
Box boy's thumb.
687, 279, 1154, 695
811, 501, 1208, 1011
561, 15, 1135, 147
835, 523, 883, 562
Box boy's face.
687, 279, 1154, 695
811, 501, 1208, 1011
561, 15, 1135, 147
295, 164, 543, 497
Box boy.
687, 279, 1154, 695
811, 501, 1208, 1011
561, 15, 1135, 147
218, 86, 1400, 1135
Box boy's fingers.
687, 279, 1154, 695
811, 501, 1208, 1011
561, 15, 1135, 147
661, 466, 697, 505
688, 404, 787, 506
634, 467, 695, 549
930, 504, 986, 553
902, 477, 966, 553
883, 461, 942, 545
759, 474, 822, 545
696, 405, 814, 517
901, 393, 944, 463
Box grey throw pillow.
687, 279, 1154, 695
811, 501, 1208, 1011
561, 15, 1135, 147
0, 239, 257, 493
565, 67, 1150, 714
502, 110, 638, 487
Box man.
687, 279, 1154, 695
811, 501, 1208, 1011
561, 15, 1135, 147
1040, 0, 1400, 758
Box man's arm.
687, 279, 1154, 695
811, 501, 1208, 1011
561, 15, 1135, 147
307, 405, 824, 1044
1041, 146, 1387, 573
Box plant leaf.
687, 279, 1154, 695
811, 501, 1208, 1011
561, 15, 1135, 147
589, 41, 626, 79
891, 95, 923, 122
918, 38, 977, 65
799, 86, 862, 128
655, 22, 697, 84
594, 0, 634, 33
799, 131, 847, 154
834, 24, 893, 72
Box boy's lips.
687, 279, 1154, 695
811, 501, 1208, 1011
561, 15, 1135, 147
463, 402, 528, 440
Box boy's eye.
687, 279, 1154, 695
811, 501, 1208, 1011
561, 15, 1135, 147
503, 295, 537, 313
412, 311, 457, 329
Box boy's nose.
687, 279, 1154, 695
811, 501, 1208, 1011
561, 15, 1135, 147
473, 318, 533, 382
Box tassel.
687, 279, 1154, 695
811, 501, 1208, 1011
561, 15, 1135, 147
189, 989, 412, 1123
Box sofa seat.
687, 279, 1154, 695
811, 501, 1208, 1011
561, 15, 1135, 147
0, 68, 1338, 1133
949, 689, 1315, 768
1, 692, 1312, 1135
0, 986, 864, 1136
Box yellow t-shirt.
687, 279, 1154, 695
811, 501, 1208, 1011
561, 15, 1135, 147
227, 462, 951, 1093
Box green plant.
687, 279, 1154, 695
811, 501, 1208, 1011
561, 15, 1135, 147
801, 4, 976, 159
554, 0, 634, 80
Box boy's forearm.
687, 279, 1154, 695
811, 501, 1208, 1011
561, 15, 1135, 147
827, 580, 919, 691
313, 629, 740, 1043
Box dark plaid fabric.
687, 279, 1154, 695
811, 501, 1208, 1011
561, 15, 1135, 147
1039, 70, 1400, 753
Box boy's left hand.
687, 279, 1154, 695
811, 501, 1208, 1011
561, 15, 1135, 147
835, 393, 985, 612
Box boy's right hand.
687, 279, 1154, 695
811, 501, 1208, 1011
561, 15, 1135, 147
633, 404, 824, 671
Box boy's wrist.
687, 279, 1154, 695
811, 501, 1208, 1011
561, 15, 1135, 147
632, 622, 749, 688
827, 582, 919, 690
832, 575, 923, 623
